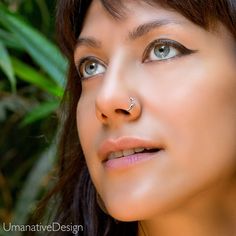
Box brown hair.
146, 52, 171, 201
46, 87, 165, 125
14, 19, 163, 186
39, 1, 236, 235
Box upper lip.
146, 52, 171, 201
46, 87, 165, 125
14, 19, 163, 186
98, 136, 162, 162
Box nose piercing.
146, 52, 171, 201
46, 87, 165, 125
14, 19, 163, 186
126, 97, 135, 112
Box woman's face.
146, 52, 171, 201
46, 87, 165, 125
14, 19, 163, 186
75, 0, 236, 220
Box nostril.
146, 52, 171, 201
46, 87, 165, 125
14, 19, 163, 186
101, 113, 107, 119
115, 109, 130, 115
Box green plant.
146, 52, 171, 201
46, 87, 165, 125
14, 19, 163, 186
0, 1, 67, 235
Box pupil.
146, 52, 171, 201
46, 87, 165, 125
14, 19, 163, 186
155, 45, 170, 58
86, 62, 97, 74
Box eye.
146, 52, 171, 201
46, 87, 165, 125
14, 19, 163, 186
77, 57, 106, 79
151, 44, 177, 60
144, 39, 196, 62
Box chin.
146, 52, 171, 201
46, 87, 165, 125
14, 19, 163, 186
104, 199, 143, 221
108, 209, 141, 222
105, 198, 159, 222
104, 187, 199, 222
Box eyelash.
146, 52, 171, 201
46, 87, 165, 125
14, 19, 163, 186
142, 38, 196, 62
76, 56, 106, 79
76, 39, 196, 80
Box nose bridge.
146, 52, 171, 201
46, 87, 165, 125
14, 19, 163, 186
95, 49, 141, 124
97, 49, 130, 104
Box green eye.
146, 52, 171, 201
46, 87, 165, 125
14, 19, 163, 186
78, 58, 106, 79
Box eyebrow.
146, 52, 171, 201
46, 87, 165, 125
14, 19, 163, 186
76, 37, 102, 49
76, 19, 183, 49
128, 19, 182, 40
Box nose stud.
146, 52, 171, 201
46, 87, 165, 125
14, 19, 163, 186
126, 97, 135, 112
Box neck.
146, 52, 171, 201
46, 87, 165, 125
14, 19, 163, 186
138, 178, 236, 236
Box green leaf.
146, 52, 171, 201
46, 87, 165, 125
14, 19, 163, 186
11, 57, 64, 98
0, 29, 23, 50
0, 5, 67, 87
20, 101, 59, 126
0, 41, 16, 92
12, 140, 57, 227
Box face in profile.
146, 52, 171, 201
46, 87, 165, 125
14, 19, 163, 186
74, 0, 236, 221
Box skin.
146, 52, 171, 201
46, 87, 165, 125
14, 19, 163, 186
74, 0, 236, 235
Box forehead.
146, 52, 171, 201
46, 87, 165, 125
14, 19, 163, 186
76, 0, 235, 56
80, 0, 188, 37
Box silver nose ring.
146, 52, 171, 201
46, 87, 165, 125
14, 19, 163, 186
126, 97, 135, 112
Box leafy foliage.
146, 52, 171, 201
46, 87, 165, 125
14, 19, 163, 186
0, 1, 67, 235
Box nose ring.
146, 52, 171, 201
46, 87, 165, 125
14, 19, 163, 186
126, 97, 135, 112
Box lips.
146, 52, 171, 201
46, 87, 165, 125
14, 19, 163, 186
98, 137, 163, 163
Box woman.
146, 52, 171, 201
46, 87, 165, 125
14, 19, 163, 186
41, 0, 236, 235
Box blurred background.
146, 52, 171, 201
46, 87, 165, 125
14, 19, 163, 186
0, 0, 67, 235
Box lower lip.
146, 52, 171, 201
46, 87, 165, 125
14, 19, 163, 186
103, 151, 160, 171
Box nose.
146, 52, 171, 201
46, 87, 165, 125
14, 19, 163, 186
95, 71, 141, 126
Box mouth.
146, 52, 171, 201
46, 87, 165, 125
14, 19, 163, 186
98, 136, 164, 166
105, 147, 161, 162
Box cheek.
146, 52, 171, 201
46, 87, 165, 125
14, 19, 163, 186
76, 93, 104, 189
154, 59, 236, 172
77, 99, 90, 148
135, 57, 236, 193
76, 80, 100, 151
76, 94, 97, 160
